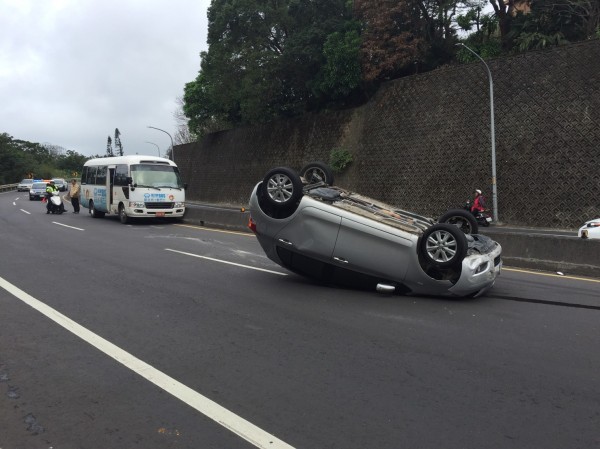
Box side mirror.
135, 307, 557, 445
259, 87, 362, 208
126, 177, 133, 185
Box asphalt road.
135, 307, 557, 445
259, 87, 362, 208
1, 191, 599, 449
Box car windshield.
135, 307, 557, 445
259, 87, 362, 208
130, 164, 184, 188
32, 183, 47, 189
21, 179, 33, 184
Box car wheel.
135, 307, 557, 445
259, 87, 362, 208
300, 162, 334, 186
262, 167, 303, 208
119, 204, 129, 224
420, 224, 467, 268
438, 209, 479, 235
29, 195, 33, 201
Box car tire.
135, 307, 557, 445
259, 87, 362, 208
29, 196, 33, 201
119, 204, 129, 224
300, 162, 334, 186
262, 167, 303, 208
438, 209, 479, 235
420, 223, 467, 268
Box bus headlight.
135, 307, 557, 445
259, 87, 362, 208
129, 201, 145, 208
174, 202, 185, 208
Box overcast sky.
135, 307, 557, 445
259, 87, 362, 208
1, 0, 211, 157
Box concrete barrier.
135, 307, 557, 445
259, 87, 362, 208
184, 203, 251, 232
183, 203, 600, 278
489, 232, 600, 278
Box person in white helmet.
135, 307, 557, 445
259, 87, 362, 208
471, 189, 486, 214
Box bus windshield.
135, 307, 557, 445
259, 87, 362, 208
131, 164, 184, 189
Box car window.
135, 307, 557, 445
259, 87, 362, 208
32, 183, 47, 188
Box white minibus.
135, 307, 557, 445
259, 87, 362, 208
80, 155, 186, 223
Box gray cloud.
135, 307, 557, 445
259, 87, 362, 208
0, 0, 209, 156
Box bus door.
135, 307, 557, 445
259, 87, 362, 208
112, 164, 129, 209
109, 166, 116, 209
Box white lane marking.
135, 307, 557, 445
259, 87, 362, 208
52, 222, 84, 231
166, 248, 288, 276
13, 201, 16, 205
0, 276, 295, 449
20, 209, 31, 215
175, 223, 254, 237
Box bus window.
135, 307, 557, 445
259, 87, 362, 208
114, 164, 129, 186
131, 164, 183, 188
96, 166, 107, 185
82, 166, 96, 185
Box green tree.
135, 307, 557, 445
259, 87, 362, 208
312, 25, 363, 103
0, 133, 88, 183
57, 150, 89, 176
106, 136, 114, 157
508, 0, 599, 51
0, 133, 35, 184
183, 0, 352, 135
115, 128, 124, 156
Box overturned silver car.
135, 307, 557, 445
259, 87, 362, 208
248, 163, 502, 297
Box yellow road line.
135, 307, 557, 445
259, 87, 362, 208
503, 267, 600, 283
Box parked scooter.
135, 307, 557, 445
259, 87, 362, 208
47, 191, 66, 214
464, 200, 492, 227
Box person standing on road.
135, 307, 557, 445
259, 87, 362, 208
69, 179, 81, 213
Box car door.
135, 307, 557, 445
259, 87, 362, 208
274, 206, 341, 262
332, 217, 414, 281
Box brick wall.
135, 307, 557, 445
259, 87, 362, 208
176, 39, 600, 229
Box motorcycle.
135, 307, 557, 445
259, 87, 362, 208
464, 200, 492, 227
47, 191, 66, 214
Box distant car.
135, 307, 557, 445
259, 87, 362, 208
17, 179, 34, 191
29, 182, 48, 200
52, 178, 67, 192
578, 218, 600, 239
248, 162, 502, 298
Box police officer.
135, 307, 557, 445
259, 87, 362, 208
45, 180, 58, 214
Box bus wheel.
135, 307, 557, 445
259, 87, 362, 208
89, 200, 105, 218
119, 204, 129, 224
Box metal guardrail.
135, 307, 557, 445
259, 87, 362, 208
0, 184, 17, 193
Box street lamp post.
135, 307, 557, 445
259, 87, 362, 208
457, 43, 499, 223
144, 141, 160, 157
147, 126, 174, 162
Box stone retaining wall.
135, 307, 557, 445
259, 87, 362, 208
176, 39, 600, 229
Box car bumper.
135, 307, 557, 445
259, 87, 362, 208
578, 226, 600, 239
126, 207, 186, 218
448, 243, 502, 297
